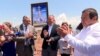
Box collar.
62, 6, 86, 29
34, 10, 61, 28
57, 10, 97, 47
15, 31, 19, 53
86, 22, 99, 30
48, 24, 54, 27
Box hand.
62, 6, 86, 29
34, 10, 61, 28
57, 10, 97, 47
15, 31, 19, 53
46, 38, 52, 42
46, 38, 52, 45
24, 32, 33, 38
43, 30, 49, 37
57, 27, 66, 37
56, 27, 61, 35
0, 36, 6, 42
57, 26, 71, 37
7, 37, 13, 41
33, 46, 36, 51
28, 32, 33, 37
0, 36, 5, 46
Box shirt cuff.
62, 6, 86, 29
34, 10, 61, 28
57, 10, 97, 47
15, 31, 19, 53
64, 34, 72, 42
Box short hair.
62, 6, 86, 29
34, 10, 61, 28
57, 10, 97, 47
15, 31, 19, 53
82, 8, 98, 20
69, 24, 72, 29
4, 22, 12, 28
23, 16, 28, 21
76, 23, 83, 30
62, 22, 68, 26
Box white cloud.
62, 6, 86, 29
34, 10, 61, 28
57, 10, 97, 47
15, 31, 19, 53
55, 13, 81, 29
0, 17, 22, 27
55, 13, 68, 26
56, 14, 100, 29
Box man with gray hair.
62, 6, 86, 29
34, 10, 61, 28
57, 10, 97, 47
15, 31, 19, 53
16, 16, 36, 56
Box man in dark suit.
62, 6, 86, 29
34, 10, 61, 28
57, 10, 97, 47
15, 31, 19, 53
16, 16, 36, 56
41, 15, 60, 56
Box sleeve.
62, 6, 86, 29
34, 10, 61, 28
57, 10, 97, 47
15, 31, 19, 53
40, 26, 49, 39
0, 30, 4, 36
40, 26, 45, 38
51, 25, 60, 41
32, 26, 37, 40
51, 35, 60, 41
30, 38, 34, 45
64, 32, 100, 54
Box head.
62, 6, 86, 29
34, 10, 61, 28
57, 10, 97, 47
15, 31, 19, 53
61, 22, 69, 27
23, 16, 31, 26
69, 24, 72, 29
47, 15, 55, 25
61, 22, 69, 32
2, 23, 11, 33
4, 22, 12, 29
81, 8, 98, 27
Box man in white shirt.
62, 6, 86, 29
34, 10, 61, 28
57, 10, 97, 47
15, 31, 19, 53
57, 8, 100, 56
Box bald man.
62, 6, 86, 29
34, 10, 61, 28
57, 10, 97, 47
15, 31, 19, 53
41, 15, 60, 56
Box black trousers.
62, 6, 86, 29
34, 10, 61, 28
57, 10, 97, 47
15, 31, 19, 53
42, 47, 58, 56
61, 54, 70, 56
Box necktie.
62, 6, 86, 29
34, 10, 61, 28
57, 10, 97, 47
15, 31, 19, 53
24, 25, 30, 46
25, 25, 27, 31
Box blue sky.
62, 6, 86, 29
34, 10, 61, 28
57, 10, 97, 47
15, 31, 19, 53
0, 0, 100, 27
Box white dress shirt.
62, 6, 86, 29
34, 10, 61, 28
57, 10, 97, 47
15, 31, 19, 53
48, 25, 53, 36
21, 24, 35, 45
22, 24, 34, 36
64, 22, 100, 56
58, 38, 71, 54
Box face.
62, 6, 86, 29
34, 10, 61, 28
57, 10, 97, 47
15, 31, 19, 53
48, 15, 55, 25
81, 11, 92, 27
23, 18, 31, 25
3, 24, 11, 33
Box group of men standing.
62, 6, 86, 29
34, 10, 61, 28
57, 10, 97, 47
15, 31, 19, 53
0, 8, 100, 56
41, 8, 100, 56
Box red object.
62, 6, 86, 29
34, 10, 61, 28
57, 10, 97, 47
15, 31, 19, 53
0, 25, 4, 29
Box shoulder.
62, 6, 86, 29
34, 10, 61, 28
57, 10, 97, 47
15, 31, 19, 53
28, 25, 34, 28
92, 23, 100, 31
54, 24, 59, 26
53, 24, 59, 28
43, 25, 48, 29
19, 24, 23, 27
19, 24, 23, 28
90, 24, 100, 37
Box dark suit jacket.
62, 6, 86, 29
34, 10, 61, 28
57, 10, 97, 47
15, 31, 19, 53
41, 24, 60, 50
